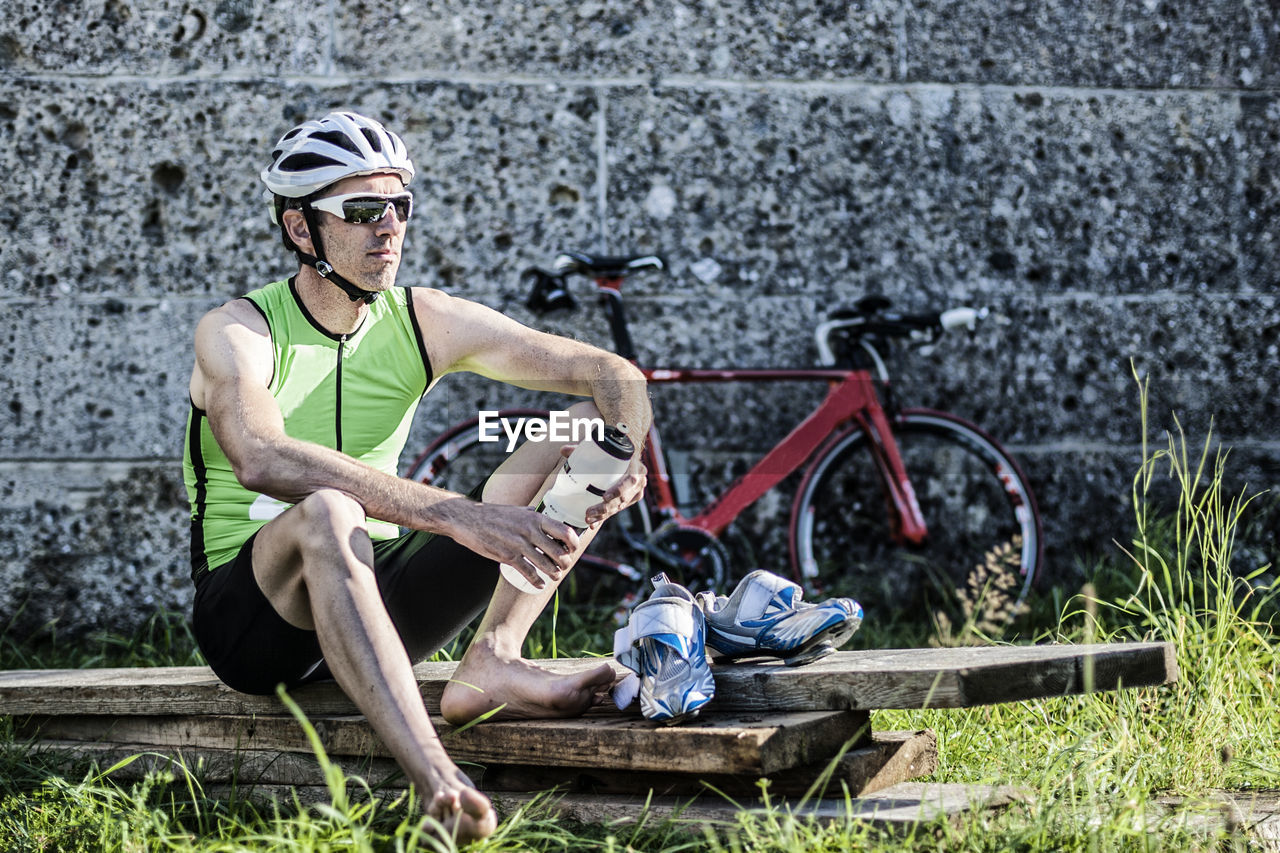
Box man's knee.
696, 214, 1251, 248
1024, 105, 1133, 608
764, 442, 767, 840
294, 489, 368, 545
250, 490, 375, 630
565, 400, 603, 430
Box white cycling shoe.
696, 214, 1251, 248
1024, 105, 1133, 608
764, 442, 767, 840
695, 569, 863, 666
612, 574, 716, 725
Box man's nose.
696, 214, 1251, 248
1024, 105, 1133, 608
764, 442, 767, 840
374, 204, 402, 233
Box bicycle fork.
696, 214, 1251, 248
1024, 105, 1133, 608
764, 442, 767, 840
859, 404, 929, 546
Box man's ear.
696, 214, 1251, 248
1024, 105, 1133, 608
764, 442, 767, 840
282, 208, 315, 256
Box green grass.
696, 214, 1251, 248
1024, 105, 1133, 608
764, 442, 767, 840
1, 383, 1276, 850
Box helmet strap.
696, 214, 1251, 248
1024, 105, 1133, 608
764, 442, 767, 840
296, 202, 380, 305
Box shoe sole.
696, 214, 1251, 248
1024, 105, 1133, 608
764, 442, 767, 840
654, 707, 705, 726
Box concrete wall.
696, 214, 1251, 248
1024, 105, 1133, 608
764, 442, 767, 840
0, 1, 1276, 636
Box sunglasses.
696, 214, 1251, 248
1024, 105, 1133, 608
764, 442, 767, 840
309, 191, 414, 224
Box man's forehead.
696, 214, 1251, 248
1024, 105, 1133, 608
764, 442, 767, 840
323, 172, 407, 195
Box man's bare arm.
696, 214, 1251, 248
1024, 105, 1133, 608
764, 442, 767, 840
415, 288, 653, 520
418, 291, 645, 414
190, 300, 579, 580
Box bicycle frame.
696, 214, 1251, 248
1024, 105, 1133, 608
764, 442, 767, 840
587, 274, 929, 546
636, 367, 928, 544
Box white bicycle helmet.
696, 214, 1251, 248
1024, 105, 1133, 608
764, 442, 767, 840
261, 111, 414, 200
261, 112, 416, 304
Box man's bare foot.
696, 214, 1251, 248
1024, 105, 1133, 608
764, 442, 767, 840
440, 638, 618, 725
415, 754, 497, 843
425, 779, 497, 843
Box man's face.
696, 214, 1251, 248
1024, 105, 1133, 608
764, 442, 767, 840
308, 173, 409, 294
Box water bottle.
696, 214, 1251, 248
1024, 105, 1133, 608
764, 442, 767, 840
499, 424, 635, 594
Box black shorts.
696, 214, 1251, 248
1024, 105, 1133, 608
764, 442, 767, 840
192, 525, 499, 696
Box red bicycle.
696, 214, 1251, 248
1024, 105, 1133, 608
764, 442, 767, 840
408, 251, 1042, 629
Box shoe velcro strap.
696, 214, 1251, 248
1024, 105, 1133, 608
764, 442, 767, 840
613, 596, 698, 663
737, 572, 803, 620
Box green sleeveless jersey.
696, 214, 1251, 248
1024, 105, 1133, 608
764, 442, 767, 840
183, 279, 432, 574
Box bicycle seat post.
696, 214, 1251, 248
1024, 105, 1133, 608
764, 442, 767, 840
552, 251, 663, 363
595, 277, 638, 361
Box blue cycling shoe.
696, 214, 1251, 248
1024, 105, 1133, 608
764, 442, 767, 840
695, 570, 863, 666
612, 574, 716, 725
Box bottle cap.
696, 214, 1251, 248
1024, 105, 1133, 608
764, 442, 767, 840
597, 424, 635, 460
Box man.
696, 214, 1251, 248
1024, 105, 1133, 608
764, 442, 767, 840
182, 111, 649, 842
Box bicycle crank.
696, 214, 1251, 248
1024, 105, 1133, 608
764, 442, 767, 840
642, 523, 732, 592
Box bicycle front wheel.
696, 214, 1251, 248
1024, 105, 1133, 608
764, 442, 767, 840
789, 410, 1042, 638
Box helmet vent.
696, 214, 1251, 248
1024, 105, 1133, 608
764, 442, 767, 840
311, 129, 362, 155
280, 152, 344, 172
359, 127, 384, 153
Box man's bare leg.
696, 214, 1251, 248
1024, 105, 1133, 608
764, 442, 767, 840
441, 403, 620, 725
251, 489, 496, 841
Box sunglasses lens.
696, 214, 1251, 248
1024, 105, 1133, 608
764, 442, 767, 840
340, 196, 412, 224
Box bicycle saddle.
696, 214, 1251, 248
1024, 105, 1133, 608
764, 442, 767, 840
554, 251, 665, 278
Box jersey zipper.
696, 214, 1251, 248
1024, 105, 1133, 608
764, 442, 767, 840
336, 334, 346, 451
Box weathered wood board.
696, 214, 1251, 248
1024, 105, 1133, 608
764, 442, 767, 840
16, 709, 869, 775
27, 729, 938, 798
488, 781, 1027, 828
156, 781, 1023, 830
0, 642, 1177, 717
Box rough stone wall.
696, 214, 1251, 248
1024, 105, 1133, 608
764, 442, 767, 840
0, 1, 1275, 637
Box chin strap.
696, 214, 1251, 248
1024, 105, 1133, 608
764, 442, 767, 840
298, 202, 380, 305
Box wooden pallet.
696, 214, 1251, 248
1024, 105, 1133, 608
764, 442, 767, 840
0, 642, 1177, 824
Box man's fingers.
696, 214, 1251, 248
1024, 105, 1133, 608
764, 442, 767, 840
541, 517, 580, 553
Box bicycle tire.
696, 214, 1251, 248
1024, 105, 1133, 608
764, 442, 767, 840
788, 409, 1042, 638
404, 410, 654, 605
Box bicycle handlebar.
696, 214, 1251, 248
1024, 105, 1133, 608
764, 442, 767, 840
815, 305, 990, 368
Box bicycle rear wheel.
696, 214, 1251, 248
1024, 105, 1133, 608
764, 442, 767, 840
789, 410, 1042, 640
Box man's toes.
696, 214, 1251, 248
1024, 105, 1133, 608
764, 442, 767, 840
581, 662, 618, 689
461, 789, 496, 823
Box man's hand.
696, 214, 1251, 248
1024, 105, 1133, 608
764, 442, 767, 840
583, 450, 647, 528
448, 502, 581, 590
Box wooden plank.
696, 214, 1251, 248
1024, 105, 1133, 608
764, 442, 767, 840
1153, 791, 1280, 848
28, 729, 936, 798
713, 642, 1179, 710
475, 729, 936, 798
27, 740, 406, 789
16, 709, 868, 775
169, 781, 1021, 830
486, 782, 1025, 828
0, 642, 1176, 717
